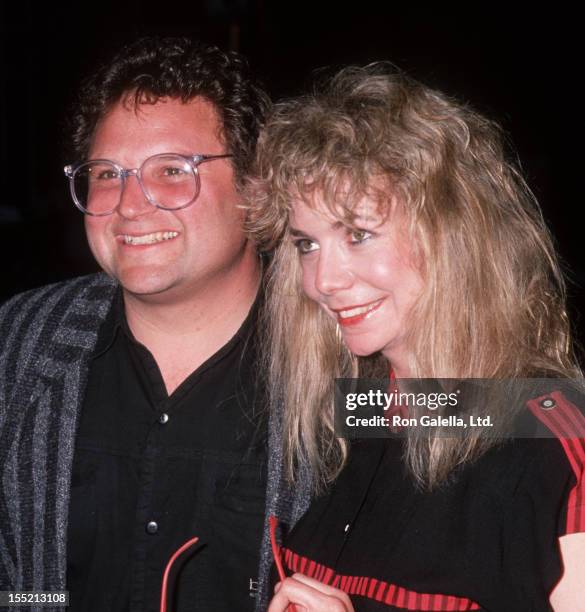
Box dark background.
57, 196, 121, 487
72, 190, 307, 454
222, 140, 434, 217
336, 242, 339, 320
1, 2, 582, 344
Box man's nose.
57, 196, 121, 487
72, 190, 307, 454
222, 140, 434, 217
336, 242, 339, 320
116, 174, 155, 219
314, 246, 353, 295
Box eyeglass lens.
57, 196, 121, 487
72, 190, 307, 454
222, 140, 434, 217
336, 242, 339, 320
73, 155, 200, 214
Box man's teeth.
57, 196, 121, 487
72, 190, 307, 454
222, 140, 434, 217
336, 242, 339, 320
123, 231, 178, 245
338, 301, 381, 319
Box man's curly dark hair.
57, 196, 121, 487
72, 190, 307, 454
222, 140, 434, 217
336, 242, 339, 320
69, 36, 270, 188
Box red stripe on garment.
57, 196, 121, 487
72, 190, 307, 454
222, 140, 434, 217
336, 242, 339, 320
546, 402, 585, 534
313, 562, 322, 581
375, 580, 387, 601
414, 592, 422, 610
299, 555, 308, 574
323, 566, 334, 584
361, 576, 368, 596
278, 546, 480, 610
527, 390, 585, 534
406, 589, 415, 609
384, 584, 396, 605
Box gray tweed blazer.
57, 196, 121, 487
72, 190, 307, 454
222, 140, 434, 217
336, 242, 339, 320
0, 273, 311, 611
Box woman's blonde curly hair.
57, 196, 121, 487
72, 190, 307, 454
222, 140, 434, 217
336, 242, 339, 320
245, 64, 581, 491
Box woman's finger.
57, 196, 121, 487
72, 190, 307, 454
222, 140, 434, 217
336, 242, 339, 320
290, 573, 353, 604
268, 576, 354, 611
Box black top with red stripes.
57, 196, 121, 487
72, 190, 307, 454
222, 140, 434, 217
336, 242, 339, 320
275, 389, 585, 611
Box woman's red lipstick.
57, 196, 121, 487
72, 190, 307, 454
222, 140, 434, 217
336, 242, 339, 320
332, 299, 384, 327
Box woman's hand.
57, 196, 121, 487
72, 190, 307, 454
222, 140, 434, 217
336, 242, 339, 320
550, 533, 585, 611
268, 573, 355, 612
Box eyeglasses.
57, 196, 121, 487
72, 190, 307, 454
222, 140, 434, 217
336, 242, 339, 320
64, 152, 233, 216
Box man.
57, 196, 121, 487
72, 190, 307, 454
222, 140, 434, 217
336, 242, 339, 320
0, 37, 310, 611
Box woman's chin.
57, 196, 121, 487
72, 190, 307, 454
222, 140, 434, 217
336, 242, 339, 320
343, 340, 383, 358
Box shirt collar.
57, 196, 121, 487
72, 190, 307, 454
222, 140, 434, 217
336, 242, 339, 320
92, 286, 125, 359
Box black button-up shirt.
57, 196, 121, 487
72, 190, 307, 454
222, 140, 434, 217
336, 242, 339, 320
66, 290, 267, 611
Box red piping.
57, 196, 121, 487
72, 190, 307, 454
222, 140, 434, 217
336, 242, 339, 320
270, 516, 298, 612
160, 537, 199, 612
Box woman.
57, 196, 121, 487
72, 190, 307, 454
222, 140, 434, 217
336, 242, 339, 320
246, 65, 585, 611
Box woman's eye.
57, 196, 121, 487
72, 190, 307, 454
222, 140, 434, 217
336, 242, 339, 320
293, 238, 319, 254
350, 229, 372, 244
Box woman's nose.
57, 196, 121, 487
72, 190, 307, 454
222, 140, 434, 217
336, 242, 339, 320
314, 247, 353, 295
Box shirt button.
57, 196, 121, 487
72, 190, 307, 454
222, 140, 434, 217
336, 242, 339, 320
540, 398, 556, 410
146, 521, 158, 535
159, 413, 169, 424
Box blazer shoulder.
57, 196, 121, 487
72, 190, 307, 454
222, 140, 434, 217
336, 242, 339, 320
1, 273, 116, 314
0, 273, 117, 350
